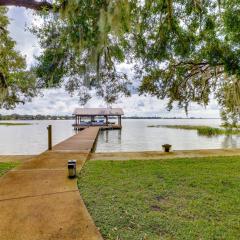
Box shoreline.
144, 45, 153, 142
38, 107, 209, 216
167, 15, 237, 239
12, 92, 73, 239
90, 148, 240, 161
2, 148, 240, 162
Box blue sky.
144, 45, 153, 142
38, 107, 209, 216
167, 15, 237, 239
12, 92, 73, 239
3, 7, 220, 117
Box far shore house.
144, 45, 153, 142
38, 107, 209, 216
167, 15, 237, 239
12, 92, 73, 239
73, 108, 124, 130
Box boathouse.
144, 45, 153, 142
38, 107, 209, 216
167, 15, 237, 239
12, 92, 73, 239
73, 108, 124, 130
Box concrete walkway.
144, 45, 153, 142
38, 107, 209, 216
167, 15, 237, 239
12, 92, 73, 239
0, 127, 103, 240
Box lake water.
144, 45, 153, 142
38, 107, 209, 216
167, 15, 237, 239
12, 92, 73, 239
0, 119, 240, 155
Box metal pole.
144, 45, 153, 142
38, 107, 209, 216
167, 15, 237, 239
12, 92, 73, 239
47, 125, 52, 150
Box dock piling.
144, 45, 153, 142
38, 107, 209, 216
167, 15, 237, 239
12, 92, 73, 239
47, 125, 52, 150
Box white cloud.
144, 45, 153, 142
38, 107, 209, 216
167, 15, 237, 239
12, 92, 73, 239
1, 88, 220, 118
7, 7, 40, 66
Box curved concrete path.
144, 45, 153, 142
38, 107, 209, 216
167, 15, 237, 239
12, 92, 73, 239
0, 127, 103, 240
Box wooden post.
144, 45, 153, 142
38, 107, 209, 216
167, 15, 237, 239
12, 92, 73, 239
119, 115, 122, 127
106, 115, 108, 126
47, 125, 52, 150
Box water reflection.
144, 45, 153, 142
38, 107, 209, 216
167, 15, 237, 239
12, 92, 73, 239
95, 119, 240, 152
0, 120, 74, 155
1, 119, 240, 154
221, 135, 240, 148
118, 130, 122, 144
105, 130, 109, 143
99, 129, 122, 144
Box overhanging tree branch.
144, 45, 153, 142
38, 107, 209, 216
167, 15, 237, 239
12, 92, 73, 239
0, 0, 52, 10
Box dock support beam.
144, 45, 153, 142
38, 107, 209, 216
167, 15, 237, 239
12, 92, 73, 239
76, 115, 81, 125
105, 116, 108, 126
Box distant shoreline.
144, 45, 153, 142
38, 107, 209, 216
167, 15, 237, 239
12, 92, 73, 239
0, 115, 220, 121
122, 117, 221, 119
0, 122, 32, 126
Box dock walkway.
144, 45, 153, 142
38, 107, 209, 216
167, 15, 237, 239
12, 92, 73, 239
0, 127, 102, 240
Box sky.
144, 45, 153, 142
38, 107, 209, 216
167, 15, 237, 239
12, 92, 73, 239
2, 6, 221, 118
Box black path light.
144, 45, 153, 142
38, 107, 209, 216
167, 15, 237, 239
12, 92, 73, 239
162, 144, 172, 152
68, 160, 77, 178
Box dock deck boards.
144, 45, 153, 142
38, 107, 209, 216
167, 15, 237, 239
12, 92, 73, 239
0, 127, 102, 240
53, 127, 99, 152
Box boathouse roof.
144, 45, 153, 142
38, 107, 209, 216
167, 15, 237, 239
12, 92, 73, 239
73, 108, 124, 116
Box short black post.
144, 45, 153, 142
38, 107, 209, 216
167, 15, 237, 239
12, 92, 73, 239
162, 144, 172, 152
47, 125, 52, 150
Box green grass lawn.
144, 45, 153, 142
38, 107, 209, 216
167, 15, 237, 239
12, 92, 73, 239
78, 156, 240, 240
0, 162, 18, 177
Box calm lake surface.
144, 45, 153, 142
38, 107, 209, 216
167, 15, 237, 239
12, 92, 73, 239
1, 119, 240, 155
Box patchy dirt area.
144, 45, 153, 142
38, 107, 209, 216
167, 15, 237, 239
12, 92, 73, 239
90, 148, 240, 161
0, 155, 35, 163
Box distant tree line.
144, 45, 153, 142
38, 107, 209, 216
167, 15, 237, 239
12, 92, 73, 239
0, 114, 74, 120
0, 115, 218, 120
122, 117, 218, 119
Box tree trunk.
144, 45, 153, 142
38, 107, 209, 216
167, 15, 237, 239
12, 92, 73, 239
0, 0, 52, 10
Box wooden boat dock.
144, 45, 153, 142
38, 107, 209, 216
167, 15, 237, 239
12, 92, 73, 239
73, 107, 123, 131
53, 126, 100, 152
73, 124, 122, 131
